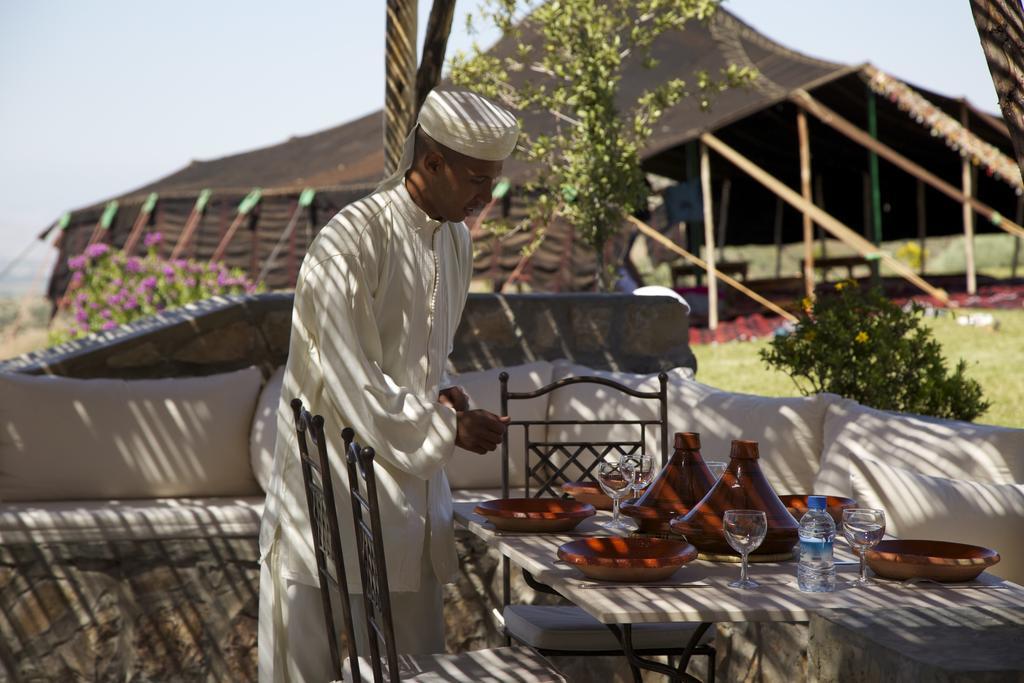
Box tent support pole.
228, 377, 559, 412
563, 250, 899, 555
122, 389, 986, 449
916, 180, 927, 275
700, 142, 718, 330
1013, 197, 1023, 278
797, 109, 814, 297
961, 101, 978, 294
700, 132, 948, 303
628, 215, 796, 322
773, 198, 784, 278
867, 87, 883, 284
790, 90, 1024, 241
716, 178, 731, 261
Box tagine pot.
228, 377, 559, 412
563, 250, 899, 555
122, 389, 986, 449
621, 432, 716, 534
670, 439, 799, 557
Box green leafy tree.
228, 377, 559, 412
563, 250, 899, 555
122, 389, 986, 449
760, 282, 990, 422
449, 0, 755, 289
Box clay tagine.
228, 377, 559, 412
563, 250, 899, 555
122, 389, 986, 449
621, 432, 717, 534
670, 439, 799, 557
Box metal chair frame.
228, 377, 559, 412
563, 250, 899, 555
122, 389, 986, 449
290, 398, 361, 683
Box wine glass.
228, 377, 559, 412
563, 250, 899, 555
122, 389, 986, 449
705, 461, 727, 481
623, 453, 655, 500
842, 508, 886, 586
596, 458, 633, 531
723, 510, 767, 589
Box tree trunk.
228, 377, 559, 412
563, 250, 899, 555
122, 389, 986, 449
969, 0, 1024, 178
415, 0, 457, 113
384, 0, 418, 176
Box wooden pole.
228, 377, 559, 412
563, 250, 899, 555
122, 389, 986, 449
716, 178, 731, 261
628, 215, 797, 322
961, 102, 978, 294
772, 198, 784, 278
170, 190, 211, 260
814, 176, 827, 260
700, 142, 719, 330
791, 90, 1024, 241
415, 0, 456, 112
384, 0, 418, 175
798, 110, 814, 297
969, 0, 1024, 177
122, 193, 159, 255
1013, 196, 1023, 278
916, 179, 928, 274
701, 132, 949, 302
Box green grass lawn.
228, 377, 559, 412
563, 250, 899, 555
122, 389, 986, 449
692, 308, 1024, 429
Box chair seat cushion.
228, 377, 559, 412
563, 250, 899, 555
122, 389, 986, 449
0, 496, 265, 543
504, 604, 712, 652
346, 645, 565, 682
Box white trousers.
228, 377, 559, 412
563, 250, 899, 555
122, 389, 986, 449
258, 539, 445, 683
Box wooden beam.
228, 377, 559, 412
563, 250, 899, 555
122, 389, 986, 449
122, 193, 158, 255
797, 110, 814, 297
772, 198, 784, 278
170, 190, 211, 260
384, 0, 418, 175
969, 0, 1024, 177
961, 102, 978, 294
1013, 197, 1023, 277
716, 178, 731, 261
916, 179, 927, 274
415, 0, 456, 113
628, 215, 797, 322
791, 89, 1024, 241
700, 142, 719, 330
700, 132, 949, 303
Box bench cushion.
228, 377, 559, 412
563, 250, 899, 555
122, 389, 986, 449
250, 365, 285, 493
0, 496, 264, 544
814, 398, 1024, 498
0, 367, 263, 501
848, 453, 1024, 585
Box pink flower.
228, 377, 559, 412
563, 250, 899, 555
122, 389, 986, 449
106, 293, 122, 307
101, 321, 117, 331
85, 243, 110, 258
143, 232, 163, 247
111, 278, 122, 287
100, 309, 112, 319
140, 276, 158, 291
125, 257, 143, 273
185, 277, 196, 287
70, 272, 84, 287
68, 255, 87, 270
173, 259, 187, 269
123, 295, 138, 310
75, 309, 89, 323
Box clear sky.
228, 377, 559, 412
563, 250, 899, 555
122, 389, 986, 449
0, 0, 999, 294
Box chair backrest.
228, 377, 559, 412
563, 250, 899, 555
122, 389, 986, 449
344, 430, 401, 683
289, 398, 360, 683
499, 372, 668, 498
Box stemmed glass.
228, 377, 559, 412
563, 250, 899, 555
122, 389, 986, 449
623, 453, 655, 501
842, 508, 886, 586
596, 458, 634, 532
723, 510, 767, 589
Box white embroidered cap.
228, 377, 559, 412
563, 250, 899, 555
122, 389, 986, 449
378, 89, 519, 190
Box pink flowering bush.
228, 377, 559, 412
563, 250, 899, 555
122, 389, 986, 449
53, 233, 262, 343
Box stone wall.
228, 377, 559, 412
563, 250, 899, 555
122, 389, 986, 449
0, 292, 695, 378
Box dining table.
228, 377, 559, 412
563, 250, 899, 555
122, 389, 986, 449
454, 501, 1024, 683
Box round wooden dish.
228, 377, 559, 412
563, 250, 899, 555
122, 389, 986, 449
474, 498, 596, 533
558, 537, 698, 582
779, 495, 858, 526
561, 481, 613, 511
866, 539, 1000, 583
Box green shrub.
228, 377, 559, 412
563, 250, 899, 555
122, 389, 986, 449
759, 281, 989, 421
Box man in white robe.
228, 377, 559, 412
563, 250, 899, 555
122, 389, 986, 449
258, 90, 520, 683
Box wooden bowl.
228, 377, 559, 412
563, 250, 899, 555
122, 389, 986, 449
557, 537, 698, 582
561, 481, 613, 511
474, 498, 596, 533
779, 495, 858, 526
866, 539, 1001, 583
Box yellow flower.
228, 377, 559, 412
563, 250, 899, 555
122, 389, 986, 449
855, 331, 869, 344
835, 281, 847, 291
801, 297, 813, 313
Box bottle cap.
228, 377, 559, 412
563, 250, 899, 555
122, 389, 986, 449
807, 495, 827, 511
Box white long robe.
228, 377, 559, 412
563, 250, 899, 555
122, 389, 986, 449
258, 180, 472, 677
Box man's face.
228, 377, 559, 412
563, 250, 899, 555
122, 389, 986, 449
428, 150, 503, 223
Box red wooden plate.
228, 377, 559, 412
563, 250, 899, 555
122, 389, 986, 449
557, 537, 698, 582
866, 539, 1000, 583
474, 498, 596, 532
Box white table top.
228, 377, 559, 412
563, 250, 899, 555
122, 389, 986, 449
454, 502, 1024, 625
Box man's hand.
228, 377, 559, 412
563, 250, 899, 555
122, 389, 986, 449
455, 409, 511, 454
438, 386, 470, 412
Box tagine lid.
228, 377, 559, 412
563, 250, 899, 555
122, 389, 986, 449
622, 432, 715, 523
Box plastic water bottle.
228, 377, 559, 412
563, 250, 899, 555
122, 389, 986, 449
797, 496, 835, 592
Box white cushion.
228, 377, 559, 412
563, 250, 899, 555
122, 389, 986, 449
345, 647, 565, 682
0, 367, 263, 501
545, 362, 828, 494
250, 365, 285, 493
848, 454, 1024, 585
504, 604, 711, 651
814, 398, 1024, 498
0, 496, 264, 543
445, 362, 554, 490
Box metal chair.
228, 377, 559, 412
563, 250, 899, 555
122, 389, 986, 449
343, 428, 566, 683
497, 372, 716, 683
290, 398, 361, 683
